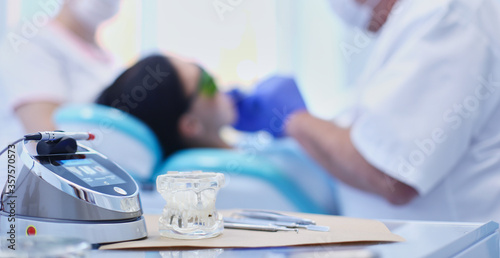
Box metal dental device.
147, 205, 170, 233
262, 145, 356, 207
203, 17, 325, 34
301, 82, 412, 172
0, 131, 147, 244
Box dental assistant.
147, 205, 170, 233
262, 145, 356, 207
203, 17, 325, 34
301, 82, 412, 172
0, 0, 122, 147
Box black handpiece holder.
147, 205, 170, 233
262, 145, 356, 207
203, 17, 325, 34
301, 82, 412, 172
36, 137, 78, 155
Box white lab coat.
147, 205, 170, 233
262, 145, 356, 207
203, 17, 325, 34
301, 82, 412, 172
338, 0, 500, 222
0, 22, 121, 185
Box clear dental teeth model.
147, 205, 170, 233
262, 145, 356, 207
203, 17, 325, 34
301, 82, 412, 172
157, 171, 225, 239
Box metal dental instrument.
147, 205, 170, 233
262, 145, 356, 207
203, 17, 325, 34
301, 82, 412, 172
234, 210, 317, 225
0, 132, 147, 244
223, 221, 298, 233
225, 217, 330, 232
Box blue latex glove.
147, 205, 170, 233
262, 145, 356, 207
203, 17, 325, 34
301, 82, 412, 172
228, 76, 307, 137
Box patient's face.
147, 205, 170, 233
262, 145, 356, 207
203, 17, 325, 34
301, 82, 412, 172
169, 58, 236, 131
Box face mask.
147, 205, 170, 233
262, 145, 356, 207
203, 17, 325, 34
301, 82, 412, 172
329, 0, 381, 30
67, 0, 122, 30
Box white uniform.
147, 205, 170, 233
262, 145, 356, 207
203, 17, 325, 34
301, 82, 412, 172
339, 0, 500, 222
0, 22, 120, 185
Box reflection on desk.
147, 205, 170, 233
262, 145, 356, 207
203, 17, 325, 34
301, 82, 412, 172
90, 219, 498, 258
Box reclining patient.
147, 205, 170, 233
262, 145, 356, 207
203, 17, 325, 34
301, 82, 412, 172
96, 54, 304, 158
97, 54, 236, 158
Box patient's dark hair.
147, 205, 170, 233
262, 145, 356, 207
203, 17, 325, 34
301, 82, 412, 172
96, 54, 191, 159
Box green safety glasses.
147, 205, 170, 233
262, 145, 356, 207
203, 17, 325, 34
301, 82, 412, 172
197, 69, 218, 98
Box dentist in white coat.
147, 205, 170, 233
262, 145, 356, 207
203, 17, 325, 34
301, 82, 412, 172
285, 0, 500, 222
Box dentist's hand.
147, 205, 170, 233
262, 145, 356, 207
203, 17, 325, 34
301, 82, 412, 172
228, 76, 307, 137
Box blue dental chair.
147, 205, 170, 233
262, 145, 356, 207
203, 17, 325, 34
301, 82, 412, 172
54, 104, 337, 214
54, 104, 163, 183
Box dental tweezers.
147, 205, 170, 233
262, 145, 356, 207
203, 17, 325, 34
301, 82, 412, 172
234, 210, 316, 225
225, 217, 330, 232
232, 210, 330, 232
223, 220, 298, 232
